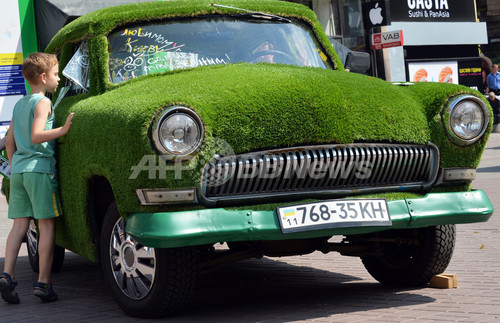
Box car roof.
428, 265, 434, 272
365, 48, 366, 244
46, 0, 344, 72
47, 0, 318, 52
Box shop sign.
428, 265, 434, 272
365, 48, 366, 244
371, 30, 403, 50
389, 0, 476, 22
407, 59, 482, 90
0, 57, 26, 96
408, 61, 458, 84
0, 0, 27, 136
0, 3, 26, 98
363, 0, 391, 29
457, 59, 482, 91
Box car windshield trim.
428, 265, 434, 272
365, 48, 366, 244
211, 3, 292, 23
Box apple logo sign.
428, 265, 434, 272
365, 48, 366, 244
369, 3, 384, 25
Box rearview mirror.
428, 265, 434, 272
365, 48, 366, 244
345, 51, 371, 74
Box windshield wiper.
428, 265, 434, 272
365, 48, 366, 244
211, 3, 291, 23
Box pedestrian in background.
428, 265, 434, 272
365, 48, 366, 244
486, 64, 500, 95
488, 91, 500, 133
481, 53, 492, 93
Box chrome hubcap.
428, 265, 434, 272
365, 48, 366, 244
109, 217, 156, 300
27, 220, 38, 256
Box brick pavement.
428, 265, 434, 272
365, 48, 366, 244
0, 134, 499, 322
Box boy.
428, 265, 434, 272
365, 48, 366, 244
0, 53, 74, 304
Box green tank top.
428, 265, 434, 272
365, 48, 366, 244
11, 94, 56, 174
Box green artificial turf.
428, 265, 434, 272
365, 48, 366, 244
35, 0, 492, 260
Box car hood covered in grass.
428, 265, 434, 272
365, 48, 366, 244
55, 63, 490, 213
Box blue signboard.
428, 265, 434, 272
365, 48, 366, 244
0, 65, 26, 96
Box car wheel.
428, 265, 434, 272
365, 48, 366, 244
26, 220, 65, 273
361, 224, 456, 287
100, 201, 198, 318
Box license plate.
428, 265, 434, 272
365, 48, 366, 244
277, 199, 392, 233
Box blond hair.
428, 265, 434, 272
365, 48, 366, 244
22, 53, 58, 84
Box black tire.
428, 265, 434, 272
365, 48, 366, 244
26, 220, 65, 273
361, 224, 456, 287
100, 201, 198, 318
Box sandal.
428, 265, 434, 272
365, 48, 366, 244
33, 282, 58, 302
0, 272, 20, 304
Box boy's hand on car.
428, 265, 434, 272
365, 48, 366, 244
63, 113, 75, 134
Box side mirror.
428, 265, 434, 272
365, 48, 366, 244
345, 51, 371, 74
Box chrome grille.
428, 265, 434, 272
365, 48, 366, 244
201, 144, 439, 202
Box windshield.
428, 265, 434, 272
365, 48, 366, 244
108, 17, 332, 83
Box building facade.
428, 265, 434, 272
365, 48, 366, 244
477, 0, 500, 63
290, 0, 489, 91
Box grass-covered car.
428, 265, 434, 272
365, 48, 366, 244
4, 0, 494, 318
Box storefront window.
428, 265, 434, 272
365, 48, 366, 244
340, 0, 367, 51
289, 0, 342, 39
287, 0, 367, 51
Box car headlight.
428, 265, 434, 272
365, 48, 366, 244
442, 95, 490, 146
152, 106, 204, 158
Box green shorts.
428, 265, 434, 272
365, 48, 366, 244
8, 172, 62, 220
